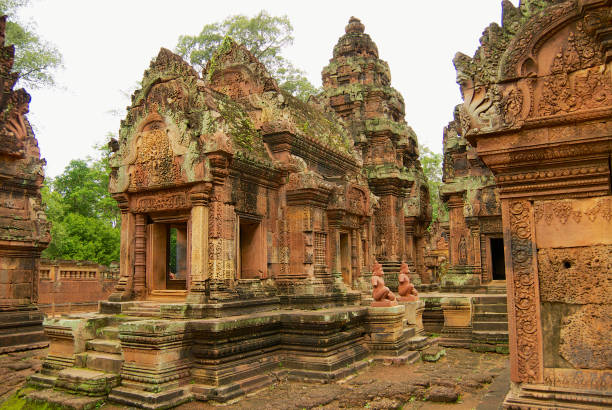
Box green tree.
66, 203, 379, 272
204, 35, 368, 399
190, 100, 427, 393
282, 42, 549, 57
176, 11, 318, 101
42, 146, 120, 266
419, 145, 447, 223
0, 0, 62, 89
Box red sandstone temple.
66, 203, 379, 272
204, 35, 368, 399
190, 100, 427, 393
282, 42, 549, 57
14, 1, 612, 408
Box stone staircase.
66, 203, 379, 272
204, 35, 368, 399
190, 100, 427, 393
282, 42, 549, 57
29, 317, 125, 399
123, 302, 162, 317
470, 295, 509, 353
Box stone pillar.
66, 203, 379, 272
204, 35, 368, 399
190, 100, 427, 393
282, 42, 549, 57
109, 211, 135, 302
502, 199, 543, 384
186, 200, 209, 304
133, 213, 147, 300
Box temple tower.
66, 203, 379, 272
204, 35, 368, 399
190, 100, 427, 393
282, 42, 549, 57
322, 17, 431, 284
0, 15, 50, 352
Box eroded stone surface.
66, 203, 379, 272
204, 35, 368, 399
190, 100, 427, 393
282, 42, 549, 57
538, 245, 612, 305
560, 304, 612, 370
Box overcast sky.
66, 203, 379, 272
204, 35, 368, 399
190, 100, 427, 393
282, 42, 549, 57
20, 0, 518, 178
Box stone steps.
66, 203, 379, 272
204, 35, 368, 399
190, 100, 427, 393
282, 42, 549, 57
472, 296, 507, 305
85, 352, 124, 374
86, 339, 122, 354
471, 295, 509, 351
473, 303, 507, 314
100, 326, 119, 340
109, 385, 191, 409
472, 330, 509, 342
54, 367, 120, 396
473, 312, 507, 322
473, 321, 508, 331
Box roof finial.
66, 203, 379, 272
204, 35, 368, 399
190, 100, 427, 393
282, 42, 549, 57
346, 16, 365, 34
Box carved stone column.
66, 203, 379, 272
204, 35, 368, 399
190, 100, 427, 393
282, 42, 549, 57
186, 187, 210, 304
133, 213, 147, 300
109, 209, 136, 302
502, 199, 543, 384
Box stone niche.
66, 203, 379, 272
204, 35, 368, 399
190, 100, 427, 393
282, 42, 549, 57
0, 15, 50, 353
455, 0, 612, 408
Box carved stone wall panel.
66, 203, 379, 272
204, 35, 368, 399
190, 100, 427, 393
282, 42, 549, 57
534, 196, 612, 248
543, 368, 612, 391
559, 304, 612, 370
504, 199, 543, 384
538, 245, 612, 305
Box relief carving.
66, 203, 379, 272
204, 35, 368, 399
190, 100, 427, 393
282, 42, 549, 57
534, 198, 611, 225
134, 193, 188, 213
560, 304, 612, 370
508, 200, 541, 383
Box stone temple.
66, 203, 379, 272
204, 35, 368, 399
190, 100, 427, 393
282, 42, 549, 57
29, 17, 434, 408
17, 1, 612, 408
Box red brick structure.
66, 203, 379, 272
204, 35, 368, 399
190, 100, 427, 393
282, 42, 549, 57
38, 260, 119, 314
0, 15, 50, 353
455, 0, 612, 407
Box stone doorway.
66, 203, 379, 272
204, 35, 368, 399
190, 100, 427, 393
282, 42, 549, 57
238, 217, 264, 279
166, 225, 187, 290
340, 232, 351, 285
490, 237, 505, 281
147, 221, 188, 299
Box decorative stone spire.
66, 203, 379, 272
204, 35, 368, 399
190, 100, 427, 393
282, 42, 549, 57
333, 16, 378, 59
345, 16, 365, 34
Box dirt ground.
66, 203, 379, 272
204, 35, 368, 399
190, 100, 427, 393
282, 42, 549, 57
1, 347, 509, 410
179, 348, 509, 410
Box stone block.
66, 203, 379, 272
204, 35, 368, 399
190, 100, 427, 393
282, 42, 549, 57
86, 352, 124, 374
54, 368, 120, 396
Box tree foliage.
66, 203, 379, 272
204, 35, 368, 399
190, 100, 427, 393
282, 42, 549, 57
176, 11, 318, 101
42, 146, 120, 266
419, 145, 447, 223
0, 0, 62, 89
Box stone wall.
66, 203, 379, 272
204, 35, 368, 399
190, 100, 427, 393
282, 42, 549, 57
38, 260, 119, 312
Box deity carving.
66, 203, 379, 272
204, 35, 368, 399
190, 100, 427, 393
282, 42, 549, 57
397, 262, 418, 302
371, 260, 396, 306
458, 236, 468, 265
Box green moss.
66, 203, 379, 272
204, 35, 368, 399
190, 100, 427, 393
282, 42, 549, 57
206, 36, 234, 82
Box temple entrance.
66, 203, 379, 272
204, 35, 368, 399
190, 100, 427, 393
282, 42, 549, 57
490, 237, 505, 280
340, 232, 351, 285
166, 225, 187, 290
147, 221, 188, 299
239, 217, 263, 279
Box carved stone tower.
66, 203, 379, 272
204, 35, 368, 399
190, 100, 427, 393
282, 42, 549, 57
322, 17, 431, 283
0, 15, 50, 352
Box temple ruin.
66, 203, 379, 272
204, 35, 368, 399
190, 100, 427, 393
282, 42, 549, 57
29, 18, 435, 408
0, 15, 50, 353
21, 1, 612, 408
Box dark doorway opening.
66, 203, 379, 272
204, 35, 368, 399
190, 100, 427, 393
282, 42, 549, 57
239, 219, 262, 279
340, 232, 351, 285
490, 238, 506, 280
166, 224, 187, 290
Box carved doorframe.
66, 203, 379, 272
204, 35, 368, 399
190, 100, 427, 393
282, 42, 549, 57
502, 199, 543, 383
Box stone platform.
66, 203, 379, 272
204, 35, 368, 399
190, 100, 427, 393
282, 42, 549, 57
28, 299, 431, 408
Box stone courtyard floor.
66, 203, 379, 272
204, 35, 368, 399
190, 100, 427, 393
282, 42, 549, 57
1, 347, 509, 410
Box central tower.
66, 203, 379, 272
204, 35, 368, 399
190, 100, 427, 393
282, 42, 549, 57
321, 17, 431, 283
